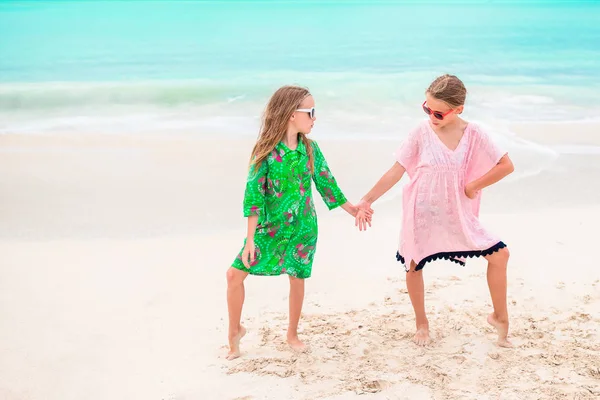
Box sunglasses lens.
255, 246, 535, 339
310, 108, 315, 119
434, 112, 444, 120
422, 105, 431, 115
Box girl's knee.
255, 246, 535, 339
488, 247, 510, 265
226, 267, 246, 285
498, 247, 510, 261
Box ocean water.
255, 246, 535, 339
1, 0, 599, 140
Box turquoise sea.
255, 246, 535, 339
1, 1, 599, 137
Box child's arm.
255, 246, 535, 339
359, 125, 419, 210
311, 141, 348, 210
339, 201, 373, 219
359, 162, 406, 207
465, 154, 514, 199
354, 162, 405, 231
240, 215, 259, 268
240, 160, 268, 267
310, 143, 373, 220
243, 160, 268, 218
340, 202, 358, 217
356, 127, 419, 231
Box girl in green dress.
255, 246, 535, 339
226, 85, 372, 360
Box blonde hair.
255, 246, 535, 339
250, 85, 315, 173
426, 74, 467, 108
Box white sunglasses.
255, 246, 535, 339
296, 107, 315, 119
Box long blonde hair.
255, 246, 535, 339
249, 85, 315, 173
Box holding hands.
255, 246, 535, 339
355, 199, 373, 231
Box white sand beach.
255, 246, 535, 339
1, 123, 599, 400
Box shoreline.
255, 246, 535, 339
1, 121, 600, 240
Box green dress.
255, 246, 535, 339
231, 138, 347, 279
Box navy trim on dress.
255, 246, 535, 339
396, 241, 507, 272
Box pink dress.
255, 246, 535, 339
394, 120, 507, 272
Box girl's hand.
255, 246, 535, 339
241, 239, 256, 268
357, 199, 374, 214
355, 209, 372, 231
342, 202, 373, 219
355, 198, 374, 231
465, 182, 480, 199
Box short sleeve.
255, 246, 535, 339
242, 160, 268, 218
393, 125, 421, 177
469, 124, 507, 176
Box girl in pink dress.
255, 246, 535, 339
356, 75, 514, 348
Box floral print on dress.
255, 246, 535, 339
233, 138, 346, 279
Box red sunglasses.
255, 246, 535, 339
422, 101, 454, 120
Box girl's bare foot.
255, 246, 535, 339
414, 324, 431, 347
487, 313, 513, 348
286, 335, 307, 353
226, 325, 247, 360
